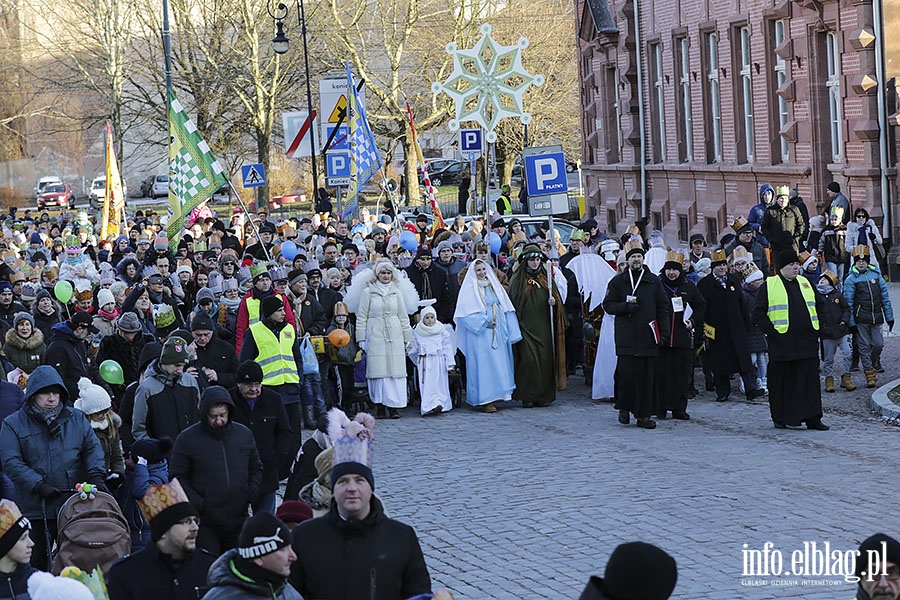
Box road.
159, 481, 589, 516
323, 337, 899, 600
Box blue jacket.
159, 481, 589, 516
844, 265, 893, 327
0, 367, 106, 518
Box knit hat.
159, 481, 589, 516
600, 542, 677, 600
799, 251, 818, 271
138, 478, 198, 542
237, 361, 264, 383
97, 288, 115, 309
154, 236, 169, 251
262, 295, 283, 318
0, 500, 30, 559
196, 288, 216, 305
518, 244, 545, 262
29, 232, 42, 245
130, 437, 173, 464
856, 534, 900, 578
288, 269, 307, 287
274, 500, 313, 526
827, 181, 841, 193
160, 335, 190, 366
190, 313, 216, 332
27, 571, 94, 600
237, 511, 291, 559
13, 312, 34, 329
328, 408, 376, 491
775, 249, 800, 270
694, 257, 711, 273
72, 378, 111, 418
116, 311, 142, 333
100, 270, 115, 286
170, 328, 193, 344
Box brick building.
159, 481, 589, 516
575, 0, 900, 274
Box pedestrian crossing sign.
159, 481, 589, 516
241, 164, 266, 188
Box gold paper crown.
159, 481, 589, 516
333, 301, 349, 317
0, 500, 25, 539
710, 249, 728, 264
625, 225, 641, 237
798, 251, 813, 265
732, 216, 750, 232
138, 478, 191, 523
623, 237, 644, 256
664, 250, 684, 265
775, 185, 790, 197
731, 246, 749, 263
8, 271, 24, 284
852, 245, 870, 259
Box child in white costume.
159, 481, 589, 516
408, 305, 455, 416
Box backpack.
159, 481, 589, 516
51, 490, 131, 577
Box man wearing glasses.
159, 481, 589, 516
853, 533, 900, 600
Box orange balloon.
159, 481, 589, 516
327, 329, 351, 348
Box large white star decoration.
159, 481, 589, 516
432, 23, 544, 143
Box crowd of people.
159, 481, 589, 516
0, 178, 892, 598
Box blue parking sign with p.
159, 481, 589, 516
326, 152, 350, 180
524, 152, 568, 197
459, 129, 482, 153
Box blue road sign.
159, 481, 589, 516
241, 163, 266, 188
459, 129, 483, 157
324, 125, 350, 151
326, 152, 351, 186
524, 152, 568, 197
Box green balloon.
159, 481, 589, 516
54, 280, 73, 304
99, 360, 124, 385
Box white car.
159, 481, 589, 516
150, 175, 169, 198
89, 175, 128, 209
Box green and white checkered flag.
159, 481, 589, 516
167, 90, 227, 248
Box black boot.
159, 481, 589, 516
302, 405, 316, 430
388, 407, 401, 419
375, 404, 386, 419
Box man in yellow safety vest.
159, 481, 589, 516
235, 261, 295, 356
751, 248, 828, 431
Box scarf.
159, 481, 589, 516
714, 274, 728, 288
27, 401, 63, 426
414, 307, 445, 337
817, 283, 834, 294
91, 416, 110, 430
98, 307, 119, 321
372, 281, 393, 296
220, 295, 241, 310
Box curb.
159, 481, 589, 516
870, 379, 900, 419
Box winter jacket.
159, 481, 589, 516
818, 225, 848, 266
131, 361, 201, 442
846, 218, 884, 269
790, 196, 810, 248
844, 265, 893, 327
44, 322, 92, 402
697, 274, 754, 374
32, 306, 62, 341
97, 331, 146, 389
0, 302, 26, 333
235, 290, 296, 356
0, 563, 37, 600
2, 328, 45, 374
289, 293, 327, 336
107, 539, 216, 600
356, 283, 414, 379
751, 275, 822, 362
740, 285, 768, 354
92, 411, 126, 477
284, 435, 326, 501
0, 368, 106, 518
290, 496, 431, 600
659, 275, 705, 349
309, 286, 342, 323
169, 388, 262, 535
405, 264, 452, 323
229, 386, 291, 495
204, 549, 303, 600
761, 204, 805, 254
115, 257, 143, 287
434, 256, 465, 298
602, 266, 671, 357
817, 287, 850, 340
325, 322, 357, 365
193, 337, 240, 390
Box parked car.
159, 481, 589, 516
150, 174, 169, 198
89, 175, 128, 209
37, 183, 75, 209
429, 161, 466, 187
140, 175, 156, 197
514, 216, 577, 245
34, 176, 62, 198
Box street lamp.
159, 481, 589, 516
268, 0, 319, 201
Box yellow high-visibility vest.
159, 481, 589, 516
247, 294, 286, 327
249, 321, 300, 386
766, 275, 819, 333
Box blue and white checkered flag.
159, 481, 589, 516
343, 62, 381, 219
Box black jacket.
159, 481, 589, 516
44, 322, 92, 402
659, 274, 706, 349
107, 542, 216, 600
284, 436, 325, 500
602, 266, 671, 357
405, 264, 451, 323
0, 562, 36, 600
698, 274, 754, 374
816, 287, 850, 340
97, 331, 146, 388
169, 388, 262, 534
194, 337, 240, 390
292, 295, 327, 336
752, 275, 821, 362
229, 386, 291, 494
309, 286, 342, 323
290, 496, 431, 600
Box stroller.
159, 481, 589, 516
50, 488, 131, 578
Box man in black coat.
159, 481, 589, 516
229, 361, 292, 515
405, 249, 451, 323
656, 252, 706, 420
0, 282, 26, 336
286, 271, 327, 336
190, 314, 239, 390
290, 422, 431, 600
169, 386, 262, 555
761, 186, 805, 255
601, 239, 671, 429
697, 250, 760, 402
44, 312, 97, 402
96, 312, 146, 395
306, 269, 342, 323
107, 480, 216, 600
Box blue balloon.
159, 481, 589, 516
489, 232, 502, 255
399, 230, 419, 252
281, 241, 298, 261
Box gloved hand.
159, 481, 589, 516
89, 477, 110, 495
889, 321, 895, 332
359, 340, 367, 353
136, 456, 148, 467
35, 481, 61, 500
626, 302, 639, 315
106, 473, 123, 490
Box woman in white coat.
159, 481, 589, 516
408, 305, 455, 416
846, 207, 884, 271
351, 260, 419, 418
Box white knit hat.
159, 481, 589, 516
74, 377, 111, 415
97, 288, 115, 309
27, 571, 94, 600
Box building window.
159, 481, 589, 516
649, 42, 666, 162
603, 67, 621, 163
706, 216, 719, 243
826, 31, 843, 161
703, 31, 723, 163
678, 214, 689, 243
773, 20, 790, 162
607, 209, 617, 235
652, 211, 663, 231
735, 25, 754, 163
675, 36, 693, 162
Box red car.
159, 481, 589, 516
38, 183, 75, 209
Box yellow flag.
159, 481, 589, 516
102, 122, 125, 238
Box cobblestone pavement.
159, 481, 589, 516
365, 340, 900, 599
